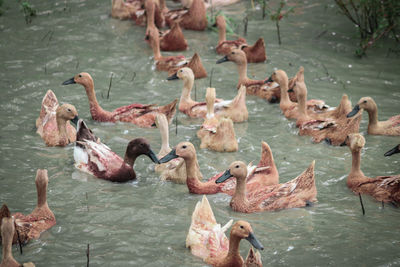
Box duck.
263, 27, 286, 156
62, 72, 177, 128
111, 0, 139, 20
154, 114, 189, 184
36, 90, 78, 147
267, 67, 329, 117
342, 133, 400, 203
74, 120, 159, 182
158, 141, 278, 195
197, 87, 238, 152
164, 0, 207, 31
145, 0, 187, 51
347, 97, 400, 136
130, 0, 165, 28
292, 75, 361, 145
0, 215, 35, 267
216, 160, 317, 212
146, 25, 207, 79
186, 195, 264, 267
216, 48, 295, 103
384, 144, 400, 157
0, 169, 56, 245
214, 15, 266, 63
167, 67, 248, 122
181, 0, 241, 9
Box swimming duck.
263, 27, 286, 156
159, 141, 277, 195
74, 120, 159, 182
1, 215, 35, 267
214, 15, 266, 63
343, 133, 400, 203
130, 0, 165, 28
36, 90, 78, 147
165, 0, 207, 31
292, 77, 361, 145
111, 0, 139, 20
347, 97, 400, 136
186, 195, 264, 266
145, 0, 187, 51
168, 67, 248, 122
267, 68, 328, 117
197, 87, 238, 152
216, 48, 295, 103
154, 114, 189, 184
384, 144, 400, 157
62, 72, 177, 128
181, 0, 241, 8
216, 160, 317, 212
147, 26, 207, 78
0, 169, 56, 245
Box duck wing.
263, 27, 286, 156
186, 196, 232, 261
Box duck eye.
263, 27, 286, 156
235, 165, 239, 168
363, 100, 367, 103
240, 225, 244, 229
67, 108, 71, 112
182, 145, 187, 149
231, 52, 235, 54
79, 74, 82, 78
180, 70, 183, 73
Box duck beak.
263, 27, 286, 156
167, 72, 179, 80
339, 140, 347, 146
384, 145, 400, 157
159, 148, 178, 163
264, 76, 273, 83
147, 149, 160, 164
246, 232, 264, 250
62, 77, 76, 85
71, 115, 79, 125
347, 104, 360, 118
215, 169, 233, 183
287, 88, 294, 92
216, 55, 229, 64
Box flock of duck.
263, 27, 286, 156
1, 0, 400, 266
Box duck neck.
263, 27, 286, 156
36, 181, 48, 208
365, 103, 378, 127
180, 78, 194, 103
227, 234, 241, 258
233, 177, 248, 204
185, 156, 200, 180
297, 93, 308, 117
83, 80, 109, 119
279, 78, 291, 106
56, 117, 69, 144
146, 2, 156, 28
151, 35, 162, 60
1, 228, 14, 262
124, 153, 137, 168
159, 123, 170, 154
350, 149, 364, 177
218, 24, 226, 44
236, 62, 249, 85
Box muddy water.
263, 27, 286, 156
0, 0, 399, 266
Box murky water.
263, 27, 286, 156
1, 0, 399, 266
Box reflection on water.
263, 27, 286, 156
0, 0, 399, 266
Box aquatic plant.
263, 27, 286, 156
18, 0, 36, 24
335, 0, 400, 56
207, 11, 237, 35
0, 0, 4, 16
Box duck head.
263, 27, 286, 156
125, 138, 160, 165
62, 72, 93, 88
158, 141, 195, 163
167, 67, 194, 81
265, 69, 288, 84
56, 104, 79, 125
341, 133, 365, 152
216, 161, 247, 183
213, 15, 225, 28
216, 48, 247, 65
384, 144, 400, 157
231, 220, 264, 250
347, 97, 375, 117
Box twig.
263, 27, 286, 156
86, 243, 90, 267
47, 31, 54, 47
14, 222, 23, 255
194, 83, 197, 101
321, 63, 329, 77
41, 30, 52, 41
359, 193, 365, 215
75, 59, 79, 70
107, 73, 114, 99
315, 30, 327, 40
262, 0, 266, 19
86, 192, 89, 212
131, 72, 136, 82
44, 64, 47, 74
381, 201, 384, 209
175, 114, 178, 135
243, 15, 248, 36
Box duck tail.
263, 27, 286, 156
257, 141, 278, 176
243, 38, 267, 62
229, 85, 247, 108
187, 53, 207, 79
161, 22, 188, 51
245, 247, 263, 267
37, 90, 59, 127
336, 94, 352, 116
158, 99, 178, 124
76, 119, 98, 144
190, 195, 217, 226
295, 160, 317, 201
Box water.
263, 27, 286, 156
0, 0, 399, 266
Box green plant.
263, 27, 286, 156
18, 0, 36, 24
207, 11, 237, 35
0, 0, 4, 16
335, 0, 400, 56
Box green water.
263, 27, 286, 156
0, 0, 399, 266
